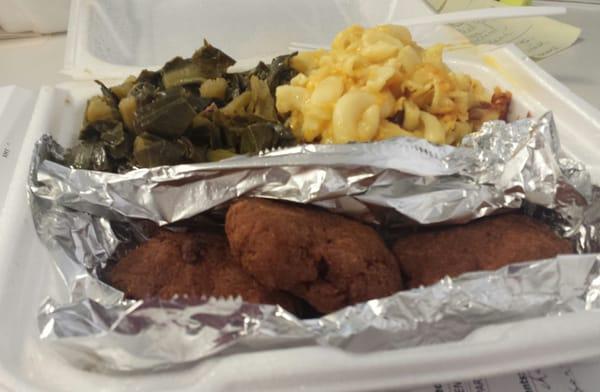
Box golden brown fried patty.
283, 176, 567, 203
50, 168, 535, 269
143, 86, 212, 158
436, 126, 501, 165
392, 214, 573, 288
104, 230, 302, 313
225, 198, 403, 314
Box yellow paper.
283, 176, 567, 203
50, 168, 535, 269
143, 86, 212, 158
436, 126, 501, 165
425, 0, 581, 59
499, 0, 531, 5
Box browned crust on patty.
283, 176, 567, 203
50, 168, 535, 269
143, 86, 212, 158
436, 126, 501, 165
104, 230, 302, 313
225, 198, 403, 314
392, 214, 573, 288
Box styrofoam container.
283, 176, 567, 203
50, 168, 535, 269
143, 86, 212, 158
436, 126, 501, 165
0, 0, 33, 32
0, 86, 36, 216
0, 0, 70, 33
2, 0, 600, 390
64, 0, 461, 78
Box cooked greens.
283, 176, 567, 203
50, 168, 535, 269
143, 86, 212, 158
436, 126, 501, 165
134, 87, 197, 137
63, 42, 298, 172
133, 133, 201, 168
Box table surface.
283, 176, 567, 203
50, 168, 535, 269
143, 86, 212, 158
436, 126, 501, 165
1, 1, 599, 391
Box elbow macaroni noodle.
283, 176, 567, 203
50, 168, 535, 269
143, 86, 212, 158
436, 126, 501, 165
276, 25, 510, 145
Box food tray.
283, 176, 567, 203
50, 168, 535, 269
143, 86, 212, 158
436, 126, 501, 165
2, 0, 600, 390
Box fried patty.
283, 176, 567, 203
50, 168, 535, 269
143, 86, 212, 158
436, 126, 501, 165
225, 198, 403, 314
104, 230, 302, 314
392, 214, 573, 288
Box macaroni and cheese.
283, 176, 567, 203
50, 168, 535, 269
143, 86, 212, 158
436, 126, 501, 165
276, 25, 511, 145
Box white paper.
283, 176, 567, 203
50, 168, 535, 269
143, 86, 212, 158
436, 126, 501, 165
410, 363, 597, 392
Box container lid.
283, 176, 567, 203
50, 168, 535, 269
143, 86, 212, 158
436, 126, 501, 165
63, 0, 444, 79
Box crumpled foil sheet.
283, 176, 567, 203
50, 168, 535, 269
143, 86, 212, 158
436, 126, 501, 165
28, 112, 600, 371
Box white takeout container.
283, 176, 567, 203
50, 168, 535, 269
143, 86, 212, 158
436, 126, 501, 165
2, 0, 600, 391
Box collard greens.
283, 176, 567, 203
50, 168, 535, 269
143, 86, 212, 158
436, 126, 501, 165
64, 42, 298, 171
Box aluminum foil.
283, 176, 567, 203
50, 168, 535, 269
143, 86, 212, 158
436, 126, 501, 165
28, 112, 600, 371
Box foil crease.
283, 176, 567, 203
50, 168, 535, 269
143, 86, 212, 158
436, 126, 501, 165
28, 113, 600, 370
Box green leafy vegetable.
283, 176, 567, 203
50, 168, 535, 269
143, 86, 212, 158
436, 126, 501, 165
162, 41, 235, 89
207, 148, 237, 162
134, 87, 197, 138
65, 121, 133, 171
133, 133, 208, 168
128, 82, 159, 106
264, 53, 298, 94
184, 90, 213, 113
221, 76, 277, 121
186, 113, 223, 148
191, 40, 236, 78
95, 80, 120, 108
211, 111, 296, 154
101, 123, 133, 160
136, 69, 163, 88
133, 133, 191, 168
64, 142, 112, 172
79, 120, 118, 141
239, 122, 293, 154
224, 53, 298, 99
248, 76, 278, 121
60, 41, 298, 172
162, 57, 209, 89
